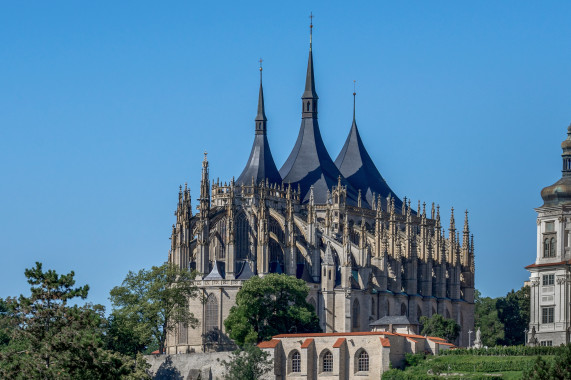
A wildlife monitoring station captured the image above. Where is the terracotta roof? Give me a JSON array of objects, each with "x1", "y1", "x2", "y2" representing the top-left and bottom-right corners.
[
  {"x1": 397, "y1": 333, "x2": 426, "y2": 340},
  {"x1": 406, "y1": 337, "x2": 418, "y2": 343},
  {"x1": 439, "y1": 342, "x2": 455, "y2": 346},
  {"x1": 525, "y1": 260, "x2": 571, "y2": 269},
  {"x1": 332, "y1": 338, "x2": 346, "y2": 348},
  {"x1": 273, "y1": 331, "x2": 394, "y2": 338},
  {"x1": 427, "y1": 336, "x2": 446, "y2": 341},
  {"x1": 380, "y1": 337, "x2": 391, "y2": 347},
  {"x1": 258, "y1": 339, "x2": 280, "y2": 348},
  {"x1": 301, "y1": 338, "x2": 314, "y2": 349}
]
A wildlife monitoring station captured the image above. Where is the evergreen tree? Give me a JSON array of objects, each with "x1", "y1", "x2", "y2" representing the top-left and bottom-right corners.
[
  {"x1": 0, "y1": 262, "x2": 150, "y2": 380},
  {"x1": 523, "y1": 356, "x2": 552, "y2": 380}
]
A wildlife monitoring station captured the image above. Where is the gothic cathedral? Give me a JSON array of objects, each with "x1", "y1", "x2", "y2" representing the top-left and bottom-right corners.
[{"x1": 165, "y1": 27, "x2": 475, "y2": 353}]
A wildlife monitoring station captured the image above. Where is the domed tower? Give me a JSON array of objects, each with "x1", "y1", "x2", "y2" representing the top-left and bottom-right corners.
[{"x1": 526, "y1": 123, "x2": 571, "y2": 347}]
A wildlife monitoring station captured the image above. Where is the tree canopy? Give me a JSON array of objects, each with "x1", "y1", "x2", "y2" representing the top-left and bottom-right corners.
[
  {"x1": 419, "y1": 314, "x2": 461, "y2": 342},
  {"x1": 224, "y1": 273, "x2": 321, "y2": 345},
  {"x1": 0, "y1": 262, "x2": 150, "y2": 380},
  {"x1": 222, "y1": 344, "x2": 273, "y2": 380},
  {"x1": 109, "y1": 262, "x2": 198, "y2": 354},
  {"x1": 474, "y1": 286, "x2": 530, "y2": 347}
]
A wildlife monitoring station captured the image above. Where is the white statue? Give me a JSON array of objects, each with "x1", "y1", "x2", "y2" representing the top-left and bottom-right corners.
[{"x1": 473, "y1": 327, "x2": 482, "y2": 349}]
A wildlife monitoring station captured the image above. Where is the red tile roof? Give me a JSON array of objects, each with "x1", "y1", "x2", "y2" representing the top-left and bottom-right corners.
[
  {"x1": 258, "y1": 339, "x2": 280, "y2": 348},
  {"x1": 301, "y1": 338, "x2": 314, "y2": 349},
  {"x1": 380, "y1": 337, "x2": 391, "y2": 347},
  {"x1": 332, "y1": 338, "x2": 346, "y2": 348},
  {"x1": 273, "y1": 331, "x2": 394, "y2": 338},
  {"x1": 407, "y1": 337, "x2": 418, "y2": 343},
  {"x1": 525, "y1": 260, "x2": 571, "y2": 269}
]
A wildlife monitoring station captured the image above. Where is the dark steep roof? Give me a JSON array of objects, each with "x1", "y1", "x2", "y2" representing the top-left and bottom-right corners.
[
  {"x1": 279, "y1": 48, "x2": 361, "y2": 205},
  {"x1": 237, "y1": 133, "x2": 282, "y2": 186},
  {"x1": 236, "y1": 70, "x2": 282, "y2": 186},
  {"x1": 334, "y1": 101, "x2": 402, "y2": 212}
]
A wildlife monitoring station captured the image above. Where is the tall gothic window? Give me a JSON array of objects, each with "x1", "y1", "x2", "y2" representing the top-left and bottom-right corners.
[
  {"x1": 352, "y1": 299, "x2": 360, "y2": 330},
  {"x1": 550, "y1": 237, "x2": 556, "y2": 257},
  {"x1": 291, "y1": 350, "x2": 301, "y2": 373},
  {"x1": 322, "y1": 350, "x2": 333, "y2": 372},
  {"x1": 236, "y1": 213, "x2": 250, "y2": 260},
  {"x1": 204, "y1": 294, "x2": 218, "y2": 333},
  {"x1": 309, "y1": 298, "x2": 317, "y2": 312},
  {"x1": 216, "y1": 219, "x2": 226, "y2": 260},
  {"x1": 401, "y1": 303, "x2": 407, "y2": 316},
  {"x1": 177, "y1": 322, "x2": 188, "y2": 345},
  {"x1": 357, "y1": 350, "x2": 369, "y2": 372}
]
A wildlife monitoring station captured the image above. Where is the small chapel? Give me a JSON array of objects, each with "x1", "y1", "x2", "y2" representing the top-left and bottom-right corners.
[{"x1": 165, "y1": 21, "x2": 475, "y2": 354}]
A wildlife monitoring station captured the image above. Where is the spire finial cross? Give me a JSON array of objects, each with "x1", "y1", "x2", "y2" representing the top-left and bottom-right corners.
[{"x1": 309, "y1": 12, "x2": 314, "y2": 50}]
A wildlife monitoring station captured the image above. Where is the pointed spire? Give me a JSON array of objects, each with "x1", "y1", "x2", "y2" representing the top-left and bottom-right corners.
[
  {"x1": 302, "y1": 12, "x2": 318, "y2": 117},
  {"x1": 450, "y1": 207, "x2": 456, "y2": 232},
  {"x1": 352, "y1": 81, "x2": 357, "y2": 125},
  {"x1": 255, "y1": 58, "x2": 267, "y2": 134},
  {"x1": 236, "y1": 63, "x2": 282, "y2": 186},
  {"x1": 463, "y1": 210, "x2": 470, "y2": 233}
]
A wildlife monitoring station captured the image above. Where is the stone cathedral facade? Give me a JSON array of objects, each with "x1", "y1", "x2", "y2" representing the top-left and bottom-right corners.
[{"x1": 165, "y1": 30, "x2": 475, "y2": 354}]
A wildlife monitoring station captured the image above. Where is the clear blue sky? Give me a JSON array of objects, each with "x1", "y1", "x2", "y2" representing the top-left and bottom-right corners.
[{"x1": 1, "y1": 1, "x2": 570, "y2": 310}]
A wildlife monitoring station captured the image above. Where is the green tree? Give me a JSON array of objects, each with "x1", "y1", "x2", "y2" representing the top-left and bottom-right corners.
[
  {"x1": 523, "y1": 356, "x2": 552, "y2": 380},
  {"x1": 0, "y1": 262, "x2": 150, "y2": 380},
  {"x1": 474, "y1": 289, "x2": 504, "y2": 346},
  {"x1": 0, "y1": 298, "x2": 15, "y2": 348},
  {"x1": 109, "y1": 263, "x2": 198, "y2": 354},
  {"x1": 497, "y1": 286, "x2": 530, "y2": 345},
  {"x1": 224, "y1": 274, "x2": 321, "y2": 345},
  {"x1": 221, "y1": 344, "x2": 273, "y2": 380},
  {"x1": 419, "y1": 314, "x2": 460, "y2": 342},
  {"x1": 550, "y1": 343, "x2": 571, "y2": 379}
]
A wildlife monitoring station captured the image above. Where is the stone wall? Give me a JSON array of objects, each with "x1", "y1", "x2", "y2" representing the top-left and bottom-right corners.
[{"x1": 145, "y1": 352, "x2": 231, "y2": 380}]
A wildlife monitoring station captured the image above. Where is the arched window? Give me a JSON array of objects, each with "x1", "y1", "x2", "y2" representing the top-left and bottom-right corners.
[
  {"x1": 352, "y1": 299, "x2": 360, "y2": 330},
  {"x1": 544, "y1": 238, "x2": 550, "y2": 257},
  {"x1": 550, "y1": 237, "x2": 556, "y2": 257},
  {"x1": 371, "y1": 298, "x2": 376, "y2": 318},
  {"x1": 417, "y1": 305, "x2": 422, "y2": 320},
  {"x1": 204, "y1": 294, "x2": 218, "y2": 333},
  {"x1": 309, "y1": 298, "x2": 316, "y2": 312},
  {"x1": 178, "y1": 322, "x2": 188, "y2": 345},
  {"x1": 401, "y1": 303, "x2": 407, "y2": 316},
  {"x1": 306, "y1": 101, "x2": 310, "y2": 112},
  {"x1": 236, "y1": 213, "x2": 250, "y2": 260},
  {"x1": 291, "y1": 350, "x2": 301, "y2": 373},
  {"x1": 357, "y1": 350, "x2": 369, "y2": 372},
  {"x1": 322, "y1": 350, "x2": 333, "y2": 372},
  {"x1": 446, "y1": 308, "x2": 451, "y2": 319}
]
